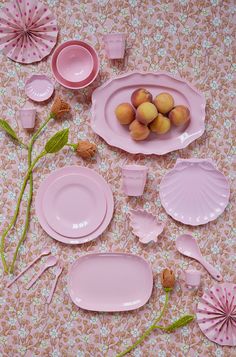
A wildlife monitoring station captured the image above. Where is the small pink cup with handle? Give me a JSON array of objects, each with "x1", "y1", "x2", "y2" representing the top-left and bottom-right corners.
[
  {"x1": 122, "y1": 164, "x2": 148, "y2": 196},
  {"x1": 103, "y1": 33, "x2": 126, "y2": 59},
  {"x1": 19, "y1": 105, "x2": 36, "y2": 129},
  {"x1": 184, "y1": 269, "x2": 201, "y2": 289}
]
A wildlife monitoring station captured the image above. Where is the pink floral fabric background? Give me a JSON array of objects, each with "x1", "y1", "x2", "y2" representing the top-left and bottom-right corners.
[{"x1": 0, "y1": 0, "x2": 235, "y2": 356}]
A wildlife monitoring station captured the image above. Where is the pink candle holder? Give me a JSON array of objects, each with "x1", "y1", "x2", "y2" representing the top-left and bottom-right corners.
[
  {"x1": 19, "y1": 107, "x2": 36, "y2": 129},
  {"x1": 103, "y1": 33, "x2": 126, "y2": 59},
  {"x1": 184, "y1": 269, "x2": 201, "y2": 289},
  {"x1": 122, "y1": 164, "x2": 148, "y2": 196}
]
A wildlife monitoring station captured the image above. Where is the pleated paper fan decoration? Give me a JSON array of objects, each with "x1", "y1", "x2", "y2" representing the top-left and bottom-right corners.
[
  {"x1": 0, "y1": 0, "x2": 58, "y2": 64},
  {"x1": 196, "y1": 283, "x2": 236, "y2": 346}
]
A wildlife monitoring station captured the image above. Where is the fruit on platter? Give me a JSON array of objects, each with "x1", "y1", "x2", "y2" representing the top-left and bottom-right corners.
[
  {"x1": 169, "y1": 105, "x2": 190, "y2": 126},
  {"x1": 150, "y1": 114, "x2": 171, "y2": 134},
  {"x1": 136, "y1": 102, "x2": 158, "y2": 125},
  {"x1": 129, "y1": 120, "x2": 150, "y2": 140},
  {"x1": 153, "y1": 92, "x2": 174, "y2": 114},
  {"x1": 115, "y1": 103, "x2": 136, "y2": 124},
  {"x1": 131, "y1": 88, "x2": 153, "y2": 108}
]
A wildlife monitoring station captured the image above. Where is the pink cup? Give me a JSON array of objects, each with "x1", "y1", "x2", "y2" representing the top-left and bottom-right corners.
[
  {"x1": 122, "y1": 165, "x2": 148, "y2": 196},
  {"x1": 19, "y1": 108, "x2": 36, "y2": 129},
  {"x1": 103, "y1": 33, "x2": 126, "y2": 59},
  {"x1": 184, "y1": 269, "x2": 201, "y2": 289}
]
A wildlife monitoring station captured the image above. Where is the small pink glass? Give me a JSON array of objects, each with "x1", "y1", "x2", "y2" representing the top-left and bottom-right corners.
[
  {"x1": 19, "y1": 105, "x2": 36, "y2": 129},
  {"x1": 122, "y1": 164, "x2": 148, "y2": 196},
  {"x1": 184, "y1": 269, "x2": 201, "y2": 289},
  {"x1": 103, "y1": 33, "x2": 126, "y2": 59}
]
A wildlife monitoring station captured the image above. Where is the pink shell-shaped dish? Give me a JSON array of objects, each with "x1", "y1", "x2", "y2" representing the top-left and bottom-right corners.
[
  {"x1": 0, "y1": 0, "x2": 58, "y2": 64},
  {"x1": 129, "y1": 209, "x2": 165, "y2": 243},
  {"x1": 91, "y1": 71, "x2": 205, "y2": 155},
  {"x1": 160, "y1": 158, "x2": 230, "y2": 226},
  {"x1": 196, "y1": 283, "x2": 236, "y2": 346}
]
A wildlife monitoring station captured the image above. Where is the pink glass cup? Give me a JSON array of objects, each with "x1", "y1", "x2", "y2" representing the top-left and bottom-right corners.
[
  {"x1": 103, "y1": 33, "x2": 126, "y2": 59},
  {"x1": 19, "y1": 108, "x2": 36, "y2": 129},
  {"x1": 122, "y1": 164, "x2": 148, "y2": 196},
  {"x1": 184, "y1": 269, "x2": 201, "y2": 289}
]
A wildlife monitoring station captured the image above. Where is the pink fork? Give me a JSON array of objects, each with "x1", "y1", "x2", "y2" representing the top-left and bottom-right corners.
[{"x1": 47, "y1": 261, "x2": 64, "y2": 304}]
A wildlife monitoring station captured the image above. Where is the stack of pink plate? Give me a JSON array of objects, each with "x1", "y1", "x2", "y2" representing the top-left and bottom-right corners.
[{"x1": 35, "y1": 166, "x2": 114, "y2": 244}]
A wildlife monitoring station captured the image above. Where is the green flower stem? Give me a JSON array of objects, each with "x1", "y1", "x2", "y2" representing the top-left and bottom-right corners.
[
  {"x1": 9, "y1": 115, "x2": 53, "y2": 273},
  {"x1": 66, "y1": 143, "x2": 77, "y2": 151},
  {"x1": 117, "y1": 291, "x2": 170, "y2": 357}
]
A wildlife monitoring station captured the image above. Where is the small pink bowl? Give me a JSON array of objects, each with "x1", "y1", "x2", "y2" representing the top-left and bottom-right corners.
[
  {"x1": 51, "y1": 40, "x2": 99, "y2": 90},
  {"x1": 56, "y1": 45, "x2": 93, "y2": 83}
]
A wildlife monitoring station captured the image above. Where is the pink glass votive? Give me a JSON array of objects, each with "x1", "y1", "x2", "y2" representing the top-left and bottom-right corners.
[
  {"x1": 19, "y1": 105, "x2": 36, "y2": 129},
  {"x1": 185, "y1": 269, "x2": 201, "y2": 289},
  {"x1": 122, "y1": 164, "x2": 148, "y2": 196},
  {"x1": 103, "y1": 33, "x2": 126, "y2": 59}
]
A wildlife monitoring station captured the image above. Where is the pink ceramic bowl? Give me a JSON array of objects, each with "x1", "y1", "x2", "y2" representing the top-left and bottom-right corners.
[
  {"x1": 56, "y1": 45, "x2": 93, "y2": 83},
  {"x1": 51, "y1": 40, "x2": 99, "y2": 89}
]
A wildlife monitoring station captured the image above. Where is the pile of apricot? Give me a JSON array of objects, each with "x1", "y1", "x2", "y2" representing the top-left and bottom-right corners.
[{"x1": 115, "y1": 88, "x2": 190, "y2": 141}]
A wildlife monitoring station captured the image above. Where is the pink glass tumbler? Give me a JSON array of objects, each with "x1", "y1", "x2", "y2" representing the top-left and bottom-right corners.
[
  {"x1": 19, "y1": 106, "x2": 36, "y2": 129},
  {"x1": 103, "y1": 33, "x2": 126, "y2": 59},
  {"x1": 185, "y1": 269, "x2": 201, "y2": 289},
  {"x1": 122, "y1": 164, "x2": 148, "y2": 196}
]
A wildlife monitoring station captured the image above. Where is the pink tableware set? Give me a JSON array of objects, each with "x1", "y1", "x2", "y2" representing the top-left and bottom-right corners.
[{"x1": 1, "y1": 0, "x2": 234, "y2": 348}]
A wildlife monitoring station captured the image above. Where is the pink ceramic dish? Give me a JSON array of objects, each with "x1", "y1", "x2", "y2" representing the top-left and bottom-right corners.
[
  {"x1": 68, "y1": 253, "x2": 153, "y2": 312},
  {"x1": 56, "y1": 45, "x2": 93, "y2": 82},
  {"x1": 42, "y1": 174, "x2": 107, "y2": 238},
  {"x1": 51, "y1": 40, "x2": 99, "y2": 89},
  {"x1": 25, "y1": 75, "x2": 54, "y2": 102},
  {"x1": 91, "y1": 72, "x2": 205, "y2": 155},
  {"x1": 35, "y1": 166, "x2": 114, "y2": 244},
  {"x1": 160, "y1": 158, "x2": 230, "y2": 226}
]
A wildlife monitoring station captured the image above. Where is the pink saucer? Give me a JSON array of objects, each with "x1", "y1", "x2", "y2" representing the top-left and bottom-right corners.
[
  {"x1": 51, "y1": 40, "x2": 99, "y2": 89},
  {"x1": 35, "y1": 166, "x2": 114, "y2": 244},
  {"x1": 56, "y1": 45, "x2": 93, "y2": 82},
  {"x1": 42, "y1": 173, "x2": 106, "y2": 238},
  {"x1": 25, "y1": 75, "x2": 54, "y2": 102}
]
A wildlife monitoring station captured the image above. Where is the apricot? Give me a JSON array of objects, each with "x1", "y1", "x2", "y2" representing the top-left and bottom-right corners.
[
  {"x1": 115, "y1": 103, "x2": 135, "y2": 125},
  {"x1": 153, "y1": 93, "x2": 174, "y2": 114},
  {"x1": 131, "y1": 88, "x2": 153, "y2": 108},
  {"x1": 150, "y1": 114, "x2": 171, "y2": 134},
  {"x1": 136, "y1": 102, "x2": 158, "y2": 125},
  {"x1": 129, "y1": 119, "x2": 150, "y2": 141},
  {"x1": 169, "y1": 105, "x2": 190, "y2": 126}
]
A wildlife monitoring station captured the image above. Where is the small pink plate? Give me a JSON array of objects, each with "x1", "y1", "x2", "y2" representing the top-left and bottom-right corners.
[
  {"x1": 35, "y1": 166, "x2": 114, "y2": 244},
  {"x1": 68, "y1": 253, "x2": 153, "y2": 312},
  {"x1": 43, "y1": 174, "x2": 107, "y2": 238},
  {"x1": 91, "y1": 71, "x2": 205, "y2": 155},
  {"x1": 25, "y1": 75, "x2": 54, "y2": 102}
]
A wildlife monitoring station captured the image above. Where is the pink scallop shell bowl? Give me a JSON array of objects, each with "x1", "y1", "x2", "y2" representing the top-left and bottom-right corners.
[{"x1": 51, "y1": 40, "x2": 99, "y2": 89}]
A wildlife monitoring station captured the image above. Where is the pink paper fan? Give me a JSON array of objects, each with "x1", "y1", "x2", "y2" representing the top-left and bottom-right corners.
[
  {"x1": 196, "y1": 283, "x2": 236, "y2": 346},
  {"x1": 0, "y1": 0, "x2": 58, "y2": 64}
]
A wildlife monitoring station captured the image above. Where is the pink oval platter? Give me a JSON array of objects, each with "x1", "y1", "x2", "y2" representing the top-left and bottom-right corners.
[
  {"x1": 160, "y1": 158, "x2": 230, "y2": 226},
  {"x1": 35, "y1": 166, "x2": 114, "y2": 244},
  {"x1": 25, "y1": 75, "x2": 54, "y2": 102},
  {"x1": 42, "y1": 174, "x2": 107, "y2": 238},
  {"x1": 91, "y1": 72, "x2": 206, "y2": 155},
  {"x1": 196, "y1": 283, "x2": 236, "y2": 346},
  {"x1": 68, "y1": 253, "x2": 153, "y2": 312}
]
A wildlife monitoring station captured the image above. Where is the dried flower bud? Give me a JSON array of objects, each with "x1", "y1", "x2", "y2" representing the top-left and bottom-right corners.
[
  {"x1": 76, "y1": 140, "x2": 97, "y2": 159},
  {"x1": 51, "y1": 96, "x2": 70, "y2": 119},
  {"x1": 161, "y1": 268, "x2": 175, "y2": 290}
]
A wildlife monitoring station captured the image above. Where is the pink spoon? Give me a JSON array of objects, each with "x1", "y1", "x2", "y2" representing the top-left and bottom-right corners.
[
  {"x1": 47, "y1": 260, "x2": 64, "y2": 304},
  {"x1": 26, "y1": 256, "x2": 58, "y2": 290},
  {"x1": 7, "y1": 247, "x2": 51, "y2": 288},
  {"x1": 176, "y1": 234, "x2": 222, "y2": 282}
]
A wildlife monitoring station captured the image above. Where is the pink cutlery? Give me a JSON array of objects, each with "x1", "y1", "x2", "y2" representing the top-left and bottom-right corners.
[
  {"x1": 47, "y1": 261, "x2": 64, "y2": 304},
  {"x1": 26, "y1": 256, "x2": 58, "y2": 290},
  {"x1": 176, "y1": 234, "x2": 222, "y2": 281},
  {"x1": 7, "y1": 248, "x2": 51, "y2": 288}
]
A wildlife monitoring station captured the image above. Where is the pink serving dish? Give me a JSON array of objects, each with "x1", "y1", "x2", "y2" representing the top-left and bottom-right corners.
[
  {"x1": 68, "y1": 253, "x2": 153, "y2": 312},
  {"x1": 51, "y1": 40, "x2": 99, "y2": 89},
  {"x1": 91, "y1": 72, "x2": 206, "y2": 155}
]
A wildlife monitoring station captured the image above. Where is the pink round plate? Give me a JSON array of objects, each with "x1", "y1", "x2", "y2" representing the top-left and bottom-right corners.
[
  {"x1": 35, "y1": 166, "x2": 114, "y2": 244},
  {"x1": 51, "y1": 40, "x2": 99, "y2": 89},
  {"x1": 56, "y1": 45, "x2": 93, "y2": 82},
  {"x1": 68, "y1": 253, "x2": 153, "y2": 312},
  {"x1": 91, "y1": 71, "x2": 205, "y2": 155},
  {"x1": 160, "y1": 158, "x2": 230, "y2": 226},
  {"x1": 25, "y1": 75, "x2": 54, "y2": 102},
  {"x1": 42, "y1": 174, "x2": 107, "y2": 238}
]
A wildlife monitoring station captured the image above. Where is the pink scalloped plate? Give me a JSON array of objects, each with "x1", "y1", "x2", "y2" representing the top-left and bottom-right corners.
[
  {"x1": 91, "y1": 72, "x2": 205, "y2": 155},
  {"x1": 196, "y1": 283, "x2": 236, "y2": 346},
  {"x1": 160, "y1": 159, "x2": 230, "y2": 226}
]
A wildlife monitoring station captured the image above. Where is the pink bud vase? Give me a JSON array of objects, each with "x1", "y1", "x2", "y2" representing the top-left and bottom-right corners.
[
  {"x1": 122, "y1": 164, "x2": 148, "y2": 196},
  {"x1": 184, "y1": 269, "x2": 201, "y2": 289},
  {"x1": 19, "y1": 107, "x2": 36, "y2": 129},
  {"x1": 103, "y1": 33, "x2": 126, "y2": 59}
]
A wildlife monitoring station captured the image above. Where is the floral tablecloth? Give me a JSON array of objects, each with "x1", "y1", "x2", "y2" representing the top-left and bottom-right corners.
[{"x1": 0, "y1": 0, "x2": 235, "y2": 356}]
